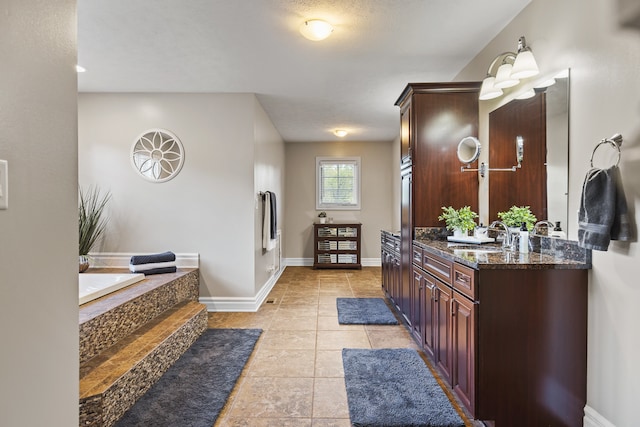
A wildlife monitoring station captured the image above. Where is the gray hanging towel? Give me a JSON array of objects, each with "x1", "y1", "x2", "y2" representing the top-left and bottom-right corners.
[
  {"x1": 578, "y1": 166, "x2": 630, "y2": 251},
  {"x1": 267, "y1": 191, "x2": 277, "y2": 239},
  {"x1": 609, "y1": 166, "x2": 632, "y2": 242}
]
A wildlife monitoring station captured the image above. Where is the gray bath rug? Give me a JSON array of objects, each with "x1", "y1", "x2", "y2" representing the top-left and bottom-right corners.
[
  {"x1": 337, "y1": 297, "x2": 398, "y2": 324},
  {"x1": 115, "y1": 328, "x2": 262, "y2": 427},
  {"x1": 342, "y1": 348, "x2": 464, "y2": 427}
]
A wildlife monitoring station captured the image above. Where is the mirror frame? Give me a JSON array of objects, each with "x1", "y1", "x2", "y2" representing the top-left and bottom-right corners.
[{"x1": 457, "y1": 136, "x2": 482, "y2": 164}]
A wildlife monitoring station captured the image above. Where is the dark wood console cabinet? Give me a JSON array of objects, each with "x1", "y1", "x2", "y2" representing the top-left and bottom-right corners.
[{"x1": 313, "y1": 223, "x2": 361, "y2": 269}]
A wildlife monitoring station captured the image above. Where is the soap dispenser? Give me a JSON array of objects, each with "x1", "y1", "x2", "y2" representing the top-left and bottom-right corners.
[
  {"x1": 519, "y1": 222, "x2": 529, "y2": 253},
  {"x1": 550, "y1": 221, "x2": 566, "y2": 239}
]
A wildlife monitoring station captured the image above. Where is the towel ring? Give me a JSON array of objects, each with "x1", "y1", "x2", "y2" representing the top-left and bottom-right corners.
[{"x1": 590, "y1": 134, "x2": 623, "y2": 168}]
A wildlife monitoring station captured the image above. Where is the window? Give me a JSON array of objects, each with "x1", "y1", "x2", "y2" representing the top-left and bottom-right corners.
[{"x1": 316, "y1": 157, "x2": 361, "y2": 210}]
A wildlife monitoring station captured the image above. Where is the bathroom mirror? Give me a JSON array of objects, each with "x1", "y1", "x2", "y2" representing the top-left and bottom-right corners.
[
  {"x1": 486, "y1": 69, "x2": 570, "y2": 233},
  {"x1": 457, "y1": 136, "x2": 481, "y2": 164}
]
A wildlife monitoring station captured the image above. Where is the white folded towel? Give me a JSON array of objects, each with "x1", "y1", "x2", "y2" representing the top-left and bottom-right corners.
[{"x1": 129, "y1": 260, "x2": 177, "y2": 273}]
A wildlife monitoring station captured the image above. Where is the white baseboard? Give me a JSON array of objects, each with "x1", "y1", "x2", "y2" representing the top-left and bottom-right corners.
[
  {"x1": 88, "y1": 252, "x2": 199, "y2": 268},
  {"x1": 200, "y1": 266, "x2": 284, "y2": 312},
  {"x1": 584, "y1": 405, "x2": 616, "y2": 427},
  {"x1": 284, "y1": 258, "x2": 381, "y2": 267}
]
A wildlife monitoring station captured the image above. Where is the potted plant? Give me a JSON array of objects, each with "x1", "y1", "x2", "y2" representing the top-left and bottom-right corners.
[
  {"x1": 79, "y1": 186, "x2": 111, "y2": 272},
  {"x1": 438, "y1": 206, "x2": 478, "y2": 236},
  {"x1": 497, "y1": 205, "x2": 537, "y2": 231},
  {"x1": 317, "y1": 211, "x2": 327, "y2": 224}
]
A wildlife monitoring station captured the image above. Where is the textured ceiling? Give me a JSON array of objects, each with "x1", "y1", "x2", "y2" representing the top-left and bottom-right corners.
[{"x1": 78, "y1": 0, "x2": 531, "y2": 143}]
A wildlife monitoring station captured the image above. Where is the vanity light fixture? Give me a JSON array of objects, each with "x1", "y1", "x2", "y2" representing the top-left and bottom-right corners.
[
  {"x1": 515, "y1": 88, "x2": 536, "y2": 99},
  {"x1": 333, "y1": 129, "x2": 348, "y2": 137},
  {"x1": 479, "y1": 36, "x2": 540, "y2": 101},
  {"x1": 299, "y1": 19, "x2": 333, "y2": 41}
]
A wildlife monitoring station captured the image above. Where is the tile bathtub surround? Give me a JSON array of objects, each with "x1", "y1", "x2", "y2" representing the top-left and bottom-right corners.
[
  {"x1": 209, "y1": 267, "x2": 480, "y2": 427},
  {"x1": 79, "y1": 268, "x2": 206, "y2": 427},
  {"x1": 79, "y1": 268, "x2": 199, "y2": 364}
]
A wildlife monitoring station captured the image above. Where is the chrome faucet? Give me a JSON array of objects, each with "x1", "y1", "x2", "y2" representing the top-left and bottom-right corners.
[
  {"x1": 533, "y1": 220, "x2": 555, "y2": 236},
  {"x1": 489, "y1": 220, "x2": 513, "y2": 249}
]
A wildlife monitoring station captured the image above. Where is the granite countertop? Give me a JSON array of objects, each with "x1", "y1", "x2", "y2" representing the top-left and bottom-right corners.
[{"x1": 413, "y1": 238, "x2": 592, "y2": 270}]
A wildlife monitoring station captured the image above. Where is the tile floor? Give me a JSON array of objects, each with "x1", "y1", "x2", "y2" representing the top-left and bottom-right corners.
[{"x1": 208, "y1": 266, "x2": 476, "y2": 427}]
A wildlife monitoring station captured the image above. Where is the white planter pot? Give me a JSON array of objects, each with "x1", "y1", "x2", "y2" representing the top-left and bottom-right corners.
[{"x1": 453, "y1": 228, "x2": 467, "y2": 238}]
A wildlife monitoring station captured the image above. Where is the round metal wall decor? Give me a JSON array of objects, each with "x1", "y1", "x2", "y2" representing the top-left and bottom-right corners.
[{"x1": 131, "y1": 129, "x2": 184, "y2": 182}]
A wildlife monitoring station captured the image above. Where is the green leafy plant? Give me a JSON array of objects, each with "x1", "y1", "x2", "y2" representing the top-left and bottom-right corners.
[
  {"x1": 438, "y1": 206, "x2": 478, "y2": 233},
  {"x1": 79, "y1": 186, "x2": 111, "y2": 256},
  {"x1": 497, "y1": 205, "x2": 537, "y2": 231},
  {"x1": 318, "y1": 211, "x2": 327, "y2": 218}
]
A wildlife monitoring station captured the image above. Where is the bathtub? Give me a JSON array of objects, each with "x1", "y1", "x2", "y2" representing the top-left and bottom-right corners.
[{"x1": 79, "y1": 273, "x2": 146, "y2": 305}]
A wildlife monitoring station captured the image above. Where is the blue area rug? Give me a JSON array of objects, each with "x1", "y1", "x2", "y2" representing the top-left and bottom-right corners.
[
  {"x1": 342, "y1": 348, "x2": 464, "y2": 427},
  {"x1": 337, "y1": 298, "x2": 398, "y2": 325},
  {"x1": 115, "y1": 328, "x2": 262, "y2": 427}
]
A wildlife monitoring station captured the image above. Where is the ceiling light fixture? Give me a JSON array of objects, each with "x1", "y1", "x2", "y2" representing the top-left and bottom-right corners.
[
  {"x1": 76, "y1": 65, "x2": 86, "y2": 73},
  {"x1": 479, "y1": 36, "x2": 540, "y2": 101},
  {"x1": 299, "y1": 19, "x2": 333, "y2": 41},
  {"x1": 334, "y1": 129, "x2": 348, "y2": 137}
]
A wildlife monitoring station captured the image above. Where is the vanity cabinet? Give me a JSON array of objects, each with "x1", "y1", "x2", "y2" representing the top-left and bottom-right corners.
[
  {"x1": 410, "y1": 243, "x2": 588, "y2": 427},
  {"x1": 412, "y1": 245, "x2": 475, "y2": 408},
  {"x1": 313, "y1": 223, "x2": 361, "y2": 269},
  {"x1": 381, "y1": 232, "x2": 401, "y2": 308}
]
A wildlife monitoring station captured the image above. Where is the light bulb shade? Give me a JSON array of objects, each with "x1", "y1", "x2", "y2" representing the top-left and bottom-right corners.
[
  {"x1": 515, "y1": 88, "x2": 536, "y2": 99},
  {"x1": 299, "y1": 19, "x2": 333, "y2": 41},
  {"x1": 511, "y1": 50, "x2": 539, "y2": 79},
  {"x1": 333, "y1": 129, "x2": 348, "y2": 137},
  {"x1": 533, "y1": 77, "x2": 556, "y2": 88},
  {"x1": 479, "y1": 76, "x2": 503, "y2": 100},
  {"x1": 494, "y1": 63, "x2": 519, "y2": 89}
]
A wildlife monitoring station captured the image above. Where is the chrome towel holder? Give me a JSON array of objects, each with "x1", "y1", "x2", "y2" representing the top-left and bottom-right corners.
[{"x1": 590, "y1": 133, "x2": 623, "y2": 168}]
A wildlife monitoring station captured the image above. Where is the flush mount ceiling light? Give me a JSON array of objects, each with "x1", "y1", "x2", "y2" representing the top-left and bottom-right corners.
[
  {"x1": 479, "y1": 36, "x2": 540, "y2": 101},
  {"x1": 334, "y1": 129, "x2": 348, "y2": 137},
  {"x1": 299, "y1": 19, "x2": 333, "y2": 41},
  {"x1": 76, "y1": 65, "x2": 86, "y2": 73}
]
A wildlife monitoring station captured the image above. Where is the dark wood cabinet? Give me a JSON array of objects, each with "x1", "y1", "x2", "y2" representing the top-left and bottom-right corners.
[
  {"x1": 451, "y1": 289, "x2": 475, "y2": 413},
  {"x1": 381, "y1": 232, "x2": 400, "y2": 308},
  {"x1": 409, "y1": 244, "x2": 587, "y2": 426},
  {"x1": 396, "y1": 82, "x2": 480, "y2": 338},
  {"x1": 395, "y1": 82, "x2": 481, "y2": 228},
  {"x1": 313, "y1": 223, "x2": 361, "y2": 269},
  {"x1": 400, "y1": 167, "x2": 412, "y2": 320}
]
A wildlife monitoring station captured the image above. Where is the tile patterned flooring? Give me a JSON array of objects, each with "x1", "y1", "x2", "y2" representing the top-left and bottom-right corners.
[{"x1": 208, "y1": 266, "x2": 476, "y2": 427}]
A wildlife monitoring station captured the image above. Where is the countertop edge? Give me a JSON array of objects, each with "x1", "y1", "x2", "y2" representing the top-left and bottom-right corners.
[{"x1": 413, "y1": 238, "x2": 592, "y2": 270}]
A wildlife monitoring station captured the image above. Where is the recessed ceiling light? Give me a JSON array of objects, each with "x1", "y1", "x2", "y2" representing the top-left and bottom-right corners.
[
  {"x1": 76, "y1": 65, "x2": 86, "y2": 73},
  {"x1": 334, "y1": 129, "x2": 348, "y2": 137},
  {"x1": 299, "y1": 19, "x2": 333, "y2": 41}
]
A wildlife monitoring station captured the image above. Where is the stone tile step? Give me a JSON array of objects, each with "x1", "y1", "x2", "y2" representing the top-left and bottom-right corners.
[
  {"x1": 79, "y1": 300, "x2": 207, "y2": 427},
  {"x1": 79, "y1": 268, "x2": 199, "y2": 364}
]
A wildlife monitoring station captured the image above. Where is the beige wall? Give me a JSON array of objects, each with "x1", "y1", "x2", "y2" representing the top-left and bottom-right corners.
[
  {"x1": 253, "y1": 98, "x2": 286, "y2": 292},
  {"x1": 456, "y1": 0, "x2": 640, "y2": 425},
  {"x1": 0, "y1": 1, "x2": 79, "y2": 425},
  {"x1": 284, "y1": 140, "x2": 396, "y2": 264},
  {"x1": 79, "y1": 93, "x2": 285, "y2": 304}
]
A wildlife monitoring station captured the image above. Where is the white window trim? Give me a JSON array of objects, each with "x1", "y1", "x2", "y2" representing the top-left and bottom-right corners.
[{"x1": 316, "y1": 156, "x2": 361, "y2": 210}]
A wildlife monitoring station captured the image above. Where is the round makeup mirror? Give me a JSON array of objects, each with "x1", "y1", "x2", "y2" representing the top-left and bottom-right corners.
[{"x1": 457, "y1": 136, "x2": 481, "y2": 164}]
